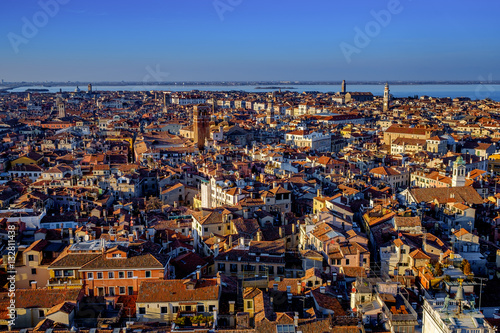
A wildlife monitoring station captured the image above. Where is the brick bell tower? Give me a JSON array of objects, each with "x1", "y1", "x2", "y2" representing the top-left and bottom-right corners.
[{"x1": 193, "y1": 104, "x2": 211, "y2": 151}]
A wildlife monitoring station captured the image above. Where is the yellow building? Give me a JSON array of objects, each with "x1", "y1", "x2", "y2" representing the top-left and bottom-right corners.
[
  {"x1": 10, "y1": 151, "x2": 43, "y2": 168},
  {"x1": 16, "y1": 240, "x2": 65, "y2": 289},
  {"x1": 193, "y1": 195, "x2": 203, "y2": 210},
  {"x1": 488, "y1": 153, "x2": 500, "y2": 173},
  {"x1": 341, "y1": 124, "x2": 353, "y2": 137},
  {"x1": 243, "y1": 287, "x2": 259, "y2": 320},
  {"x1": 313, "y1": 195, "x2": 327, "y2": 214},
  {"x1": 105, "y1": 136, "x2": 134, "y2": 150}
]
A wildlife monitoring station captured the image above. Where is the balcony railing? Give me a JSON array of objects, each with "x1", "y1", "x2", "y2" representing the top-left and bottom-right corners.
[
  {"x1": 47, "y1": 278, "x2": 83, "y2": 286},
  {"x1": 377, "y1": 292, "x2": 418, "y2": 323}
]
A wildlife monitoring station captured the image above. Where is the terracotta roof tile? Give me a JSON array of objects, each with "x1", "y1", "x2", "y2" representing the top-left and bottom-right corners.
[{"x1": 137, "y1": 278, "x2": 219, "y2": 303}]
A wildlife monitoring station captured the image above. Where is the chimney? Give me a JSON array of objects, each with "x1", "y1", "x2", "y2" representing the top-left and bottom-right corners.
[
  {"x1": 327, "y1": 280, "x2": 332, "y2": 286},
  {"x1": 216, "y1": 271, "x2": 222, "y2": 287},
  {"x1": 292, "y1": 223, "x2": 296, "y2": 234},
  {"x1": 228, "y1": 235, "x2": 233, "y2": 248},
  {"x1": 213, "y1": 308, "x2": 218, "y2": 327},
  {"x1": 297, "y1": 281, "x2": 302, "y2": 294},
  {"x1": 294, "y1": 312, "x2": 299, "y2": 327},
  {"x1": 196, "y1": 266, "x2": 201, "y2": 280},
  {"x1": 31, "y1": 281, "x2": 37, "y2": 290},
  {"x1": 69, "y1": 228, "x2": 74, "y2": 244},
  {"x1": 128, "y1": 234, "x2": 134, "y2": 242},
  {"x1": 320, "y1": 286, "x2": 326, "y2": 294},
  {"x1": 256, "y1": 230, "x2": 262, "y2": 242},
  {"x1": 317, "y1": 188, "x2": 322, "y2": 198},
  {"x1": 279, "y1": 226, "x2": 284, "y2": 239}
]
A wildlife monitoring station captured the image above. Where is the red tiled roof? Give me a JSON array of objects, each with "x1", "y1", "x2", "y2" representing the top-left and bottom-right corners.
[
  {"x1": 369, "y1": 166, "x2": 400, "y2": 176},
  {"x1": 137, "y1": 278, "x2": 219, "y2": 303}
]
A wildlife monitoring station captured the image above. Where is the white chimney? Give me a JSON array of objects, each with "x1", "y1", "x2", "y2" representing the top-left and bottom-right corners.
[{"x1": 213, "y1": 309, "x2": 218, "y2": 328}]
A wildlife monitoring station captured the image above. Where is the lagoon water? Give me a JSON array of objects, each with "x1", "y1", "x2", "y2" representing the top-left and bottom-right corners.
[{"x1": 8, "y1": 84, "x2": 500, "y2": 101}]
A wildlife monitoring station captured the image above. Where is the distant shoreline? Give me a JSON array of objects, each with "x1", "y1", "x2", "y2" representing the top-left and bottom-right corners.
[
  {"x1": 2, "y1": 81, "x2": 500, "y2": 89},
  {"x1": 255, "y1": 86, "x2": 296, "y2": 89},
  {"x1": 25, "y1": 88, "x2": 49, "y2": 92}
]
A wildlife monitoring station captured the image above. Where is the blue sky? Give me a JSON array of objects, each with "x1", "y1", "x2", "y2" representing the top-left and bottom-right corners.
[{"x1": 0, "y1": 0, "x2": 499, "y2": 82}]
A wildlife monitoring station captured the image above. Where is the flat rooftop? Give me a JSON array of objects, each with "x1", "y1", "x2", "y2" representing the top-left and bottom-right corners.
[
  {"x1": 68, "y1": 239, "x2": 129, "y2": 252},
  {"x1": 424, "y1": 297, "x2": 488, "y2": 330}
]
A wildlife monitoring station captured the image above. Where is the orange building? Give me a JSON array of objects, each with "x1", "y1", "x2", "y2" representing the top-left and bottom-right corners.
[
  {"x1": 80, "y1": 245, "x2": 170, "y2": 297},
  {"x1": 48, "y1": 239, "x2": 170, "y2": 297}
]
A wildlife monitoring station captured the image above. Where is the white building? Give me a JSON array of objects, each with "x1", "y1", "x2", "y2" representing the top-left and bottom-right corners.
[
  {"x1": 285, "y1": 130, "x2": 331, "y2": 152},
  {"x1": 200, "y1": 177, "x2": 248, "y2": 209},
  {"x1": 422, "y1": 287, "x2": 494, "y2": 333},
  {"x1": 170, "y1": 94, "x2": 206, "y2": 105},
  {"x1": 1, "y1": 208, "x2": 46, "y2": 229},
  {"x1": 9, "y1": 164, "x2": 43, "y2": 182}
]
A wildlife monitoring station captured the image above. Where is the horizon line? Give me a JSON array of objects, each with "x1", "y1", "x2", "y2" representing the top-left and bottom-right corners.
[{"x1": 2, "y1": 80, "x2": 500, "y2": 86}]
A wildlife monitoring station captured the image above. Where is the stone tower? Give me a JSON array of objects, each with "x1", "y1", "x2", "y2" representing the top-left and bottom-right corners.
[
  {"x1": 193, "y1": 104, "x2": 210, "y2": 151},
  {"x1": 57, "y1": 97, "x2": 65, "y2": 118},
  {"x1": 383, "y1": 82, "x2": 390, "y2": 112},
  {"x1": 88, "y1": 83, "x2": 92, "y2": 93},
  {"x1": 266, "y1": 100, "x2": 274, "y2": 125},
  {"x1": 163, "y1": 92, "x2": 170, "y2": 112},
  {"x1": 452, "y1": 156, "x2": 466, "y2": 187},
  {"x1": 341, "y1": 80, "x2": 346, "y2": 93}
]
